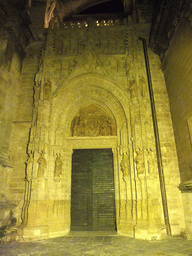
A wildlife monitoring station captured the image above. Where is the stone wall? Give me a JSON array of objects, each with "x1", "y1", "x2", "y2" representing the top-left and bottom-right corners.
[
  {"x1": 29, "y1": 1, "x2": 46, "y2": 41},
  {"x1": 0, "y1": 1, "x2": 187, "y2": 240},
  {"x1": 148, "y1": 49, "x2": 185, "y2": 236},
  {"x1": 162, "y1": 6, "x2": 192, "y2": 237},
  {"x1": 0, "y1": 0, "x2": 33, "y2": 237},
  {"x1": 0, "y1": 40, "x2": 22, "y2": 237},
  {"x1": 162, "y1": 11, "x2": 192, "y2": 182}
]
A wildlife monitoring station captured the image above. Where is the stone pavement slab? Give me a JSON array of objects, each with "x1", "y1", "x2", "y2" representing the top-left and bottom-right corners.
[{"x1": 0, "y1": 232, "x2": 192, "y2": 256}]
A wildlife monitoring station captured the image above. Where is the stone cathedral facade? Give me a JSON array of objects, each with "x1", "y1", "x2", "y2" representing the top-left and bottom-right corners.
[
  {"x1": 0, "y1": 0, "x2": 190, "y2": 241},
  {"x1": 19, "y1": 17, "x2": 184, "y2": 239}
]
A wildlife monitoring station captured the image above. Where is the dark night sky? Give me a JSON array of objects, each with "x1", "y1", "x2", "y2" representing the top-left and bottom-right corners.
[{"x1": 79, "y1": 0, "x2": 124, "y2": 14}]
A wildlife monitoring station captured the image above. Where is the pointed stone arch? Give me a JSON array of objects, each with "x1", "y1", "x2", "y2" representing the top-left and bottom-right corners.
[
  {"x1": 51, "y1": 74, "x2": 130, "y2": 143},
  {"x1": 46, "y1": 74, "x2": 133, "y2": 235}
]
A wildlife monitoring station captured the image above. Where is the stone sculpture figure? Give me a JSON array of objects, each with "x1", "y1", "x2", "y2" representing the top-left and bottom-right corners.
[
  {"x1": 37, "y1": 151, "x2": 47, "y2": 178},
  {"x1": 54, "y1": 154, "x2": 63, "y2": 177},
  {"x1": 134, "y1": 148, "x2": 144, "y2": 175},
  {"x1": 120, "y1": 152, "x2": 130, "y2": 178},
  {"x1": 98, "y1": 116, "x2": 113, "y2": 136},
  {"x1": 34, "y1": 83, "x2": 40, "y2": 102},
  {"x1": 147, "y1": 148, "x2": 156, "y2": 174},
  {"x1": 25, "y1": 151, "x2": 33, "y2": 181},
  {"x1": 34, "y1": 65, "x2": 42, "y2": 102},
  {"x1": 43, "y1": 81, "x2": 52, "y2": 100},
  {"x1": 127, "y1": 78, "x2": 137, "y2": 99}
]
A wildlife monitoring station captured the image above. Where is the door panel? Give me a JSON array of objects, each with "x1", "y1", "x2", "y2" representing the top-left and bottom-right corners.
[
  {"x1": 71, "y1": 150, "x2": 92, "y2": 230},
  {"x1": 71, "y1": 149, "x2": 116, "y2": 231},
  {"x1": 96, "y1": 194, "x2": 116, "y2": 230}
]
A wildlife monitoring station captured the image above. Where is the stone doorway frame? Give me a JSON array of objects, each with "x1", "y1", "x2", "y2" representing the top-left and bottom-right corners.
[
  {"x1": 23, "y1": 73, "x2": 185, "y2": 239},
  {"x1": 49, "y1": 75, "x2": 132, "y2": 236},
  {"x1": 66, "y1": 137, "x2": 119, "y2": 232},
  {"x1": 70, "y1": 146, "x2": 117, "y2": 231}
]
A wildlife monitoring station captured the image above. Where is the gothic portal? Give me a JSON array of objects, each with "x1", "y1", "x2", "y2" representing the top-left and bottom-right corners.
[{"x1": 18, "y1": 17, "x2": 185, "y2": 240}]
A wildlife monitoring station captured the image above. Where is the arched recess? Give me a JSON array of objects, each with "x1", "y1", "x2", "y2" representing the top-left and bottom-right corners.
[
  {"x1": 49, "y1": 74, "x2": 133, "y2": 235},
  {"x1": 51, "y1": 74, "x2": 130, "y2": 139}
]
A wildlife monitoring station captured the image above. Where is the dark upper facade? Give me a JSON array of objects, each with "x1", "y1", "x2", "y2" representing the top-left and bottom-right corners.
[{"x1": 2, "y1": 0, "x2": 189, "y2": 61}]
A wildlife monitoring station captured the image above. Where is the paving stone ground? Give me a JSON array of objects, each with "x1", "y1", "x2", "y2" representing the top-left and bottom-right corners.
[{"x1": 0, "y1": 232, "x2": 192, "y2": 256}]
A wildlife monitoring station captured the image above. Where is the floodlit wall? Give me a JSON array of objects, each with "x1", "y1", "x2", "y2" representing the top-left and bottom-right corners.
[
  {"x1": 21, "y1": 17, "x2": 184, "y2": 239},
  {"x1": 162, "y1": 9, "x2": 192, "y2": 238}
]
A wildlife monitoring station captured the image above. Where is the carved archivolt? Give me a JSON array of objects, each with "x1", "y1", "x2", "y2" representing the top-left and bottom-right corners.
[{"x1": 71, "y1": 105, "x2": 117, "y2": 137}]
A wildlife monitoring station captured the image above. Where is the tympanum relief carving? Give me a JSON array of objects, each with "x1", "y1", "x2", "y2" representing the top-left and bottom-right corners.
[{"x1": 71, "y1": 105, "x2": 117, "y2": 137}]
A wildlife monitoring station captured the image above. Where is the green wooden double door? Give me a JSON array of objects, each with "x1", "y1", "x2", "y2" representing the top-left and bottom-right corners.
[{"x1": 71, "y1": 149, "x2": 116, "y2": 231}]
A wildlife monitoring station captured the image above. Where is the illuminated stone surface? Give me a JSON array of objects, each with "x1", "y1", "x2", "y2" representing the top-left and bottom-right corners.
[
  {"x1": 0, "y1": 0, "x2": 191, "y2": 243},
  {"x1": 17, "y1": 18, "x2": 184, "y2": 240},
  {"x1": 1, "y1": 233, "x2": 192, "y2": 255}
]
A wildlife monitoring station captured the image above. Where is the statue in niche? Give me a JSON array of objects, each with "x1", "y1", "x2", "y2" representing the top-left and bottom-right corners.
[
  {"x1": 54, "y1": 154, "x2": 63, "y2": 177},
  {"x1": 134, "y1": 148, "x2": 144, "y2": 175},
  {"x1": 25, "y1": 151, "x2": 33, "y2": 181},
  {"x1": 147, "y1": 148, "x2": 156, "y2": 174},
  {"x1": 37, "y1": 151, "x2": 47, "y2": 178},
  {"x1": 139, "y1": 76, "x2": 147, "y2": 97},
  {"x1": 127, "y1": 78, "x2": 137, "y2": 99},
  {"x1": 120, "y1": 152, "x2": 130, "y2": 179},
  {"x1": 34, "y1": 64, "x2": 43, "y2": 102},
  {"x1": 34, "y1": 82, "x2": 41, "y2": 102},
  {"x1": 43, "y1": 81, "x2": 52, "y2": 100}
]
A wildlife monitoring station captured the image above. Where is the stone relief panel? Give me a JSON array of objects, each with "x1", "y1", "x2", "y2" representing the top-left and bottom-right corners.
[
  {"x1": 46, "y1": 25, "x2": 126, "y2": 57},
  {"x1": 134, "y1": 148, "x2": 144, "y2": 176},
  {"x1": 146, "y1": 147, "x2": 157, "y2": 175},
  {"x1": 71, "y1": 104, "x2": 117, "y2": 137}
]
